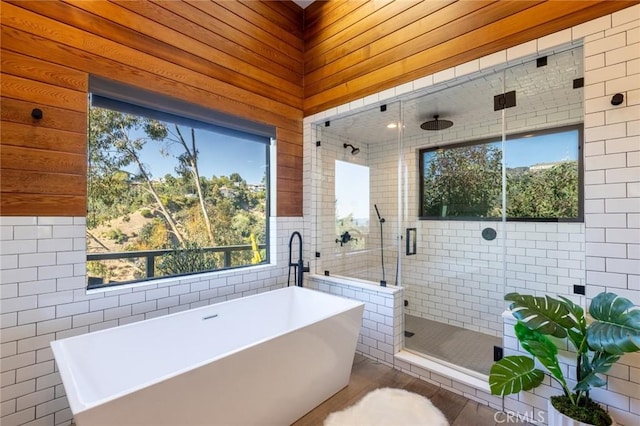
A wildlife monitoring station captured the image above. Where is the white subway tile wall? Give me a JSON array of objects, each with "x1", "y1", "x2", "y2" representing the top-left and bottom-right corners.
[
  {"x1": 306, "y1": 276, "x2": 403, "y2": 366},
  {"x1": 0, "y1": 217, "x2": 303, "y2": 426},
  {"x1": 578, "y1": 6, "x2": 640, "y2": 424},
  {"x1": 402, "y1": 221, "x2": 585, "y2": 337}
]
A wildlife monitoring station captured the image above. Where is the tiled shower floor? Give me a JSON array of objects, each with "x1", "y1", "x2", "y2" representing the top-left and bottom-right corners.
[{"x1": 404, "y1": 315, "x2": 502, "y2": 376}]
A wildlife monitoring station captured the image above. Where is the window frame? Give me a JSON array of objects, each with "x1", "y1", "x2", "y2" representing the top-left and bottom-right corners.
[
  {"x1": 418, "y1": 124, "x2": 584, "y2": 222},
  {"x1": 86, "y1": 79, "x2": 274, "y2": 289}
]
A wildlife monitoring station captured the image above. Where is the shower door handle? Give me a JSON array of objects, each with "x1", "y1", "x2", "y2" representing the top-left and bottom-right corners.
[{"x1": 406, "y1": 228, "x2": 416, "y2": 256}]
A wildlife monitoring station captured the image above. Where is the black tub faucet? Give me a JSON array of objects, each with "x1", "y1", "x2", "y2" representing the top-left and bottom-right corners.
[{"x1": 288, "y1": 231, "x2": 309, "y2": 287}]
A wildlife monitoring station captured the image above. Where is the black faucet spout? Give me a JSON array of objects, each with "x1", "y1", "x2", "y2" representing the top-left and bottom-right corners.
[{"x1": 288, "y1": 231, "x2": 306, "y2": 287}]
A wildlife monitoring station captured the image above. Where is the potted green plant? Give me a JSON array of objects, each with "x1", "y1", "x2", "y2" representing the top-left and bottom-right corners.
[{"x1": 489, "y1": 292, "x2": 640, "y2": 426}]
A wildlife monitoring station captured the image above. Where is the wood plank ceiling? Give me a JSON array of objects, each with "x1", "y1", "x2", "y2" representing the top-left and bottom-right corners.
[
  {"x1": 0, "y1": 0, "x2": 636, "y2": 217},
  {"x1": 302, "y1": 0, "x2": 636, "y2": 115}
]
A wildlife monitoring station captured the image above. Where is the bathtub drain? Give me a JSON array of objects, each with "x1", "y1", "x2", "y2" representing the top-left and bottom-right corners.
[{"x1": 202, "y1": 314, "x2": 219, "y2": 320}]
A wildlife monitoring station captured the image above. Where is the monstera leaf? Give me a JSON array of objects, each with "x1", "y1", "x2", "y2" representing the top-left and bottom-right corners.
[
  {"x1": 575, "y1": 351, "x2": 620, "y2": 392},
  {"x1": 492, "y1": 292, "x2": 640, "y2": 406},
  {"x1": 505, "y1": 293, "x2": 578, "y2": 338},
  {"x1": 515, "y1": 322, "x2": 568, "y2": 391},
  {"x1": 587, "y1": 293, "x2": 640, "y2": 354},
  {"x1": 558, "y1": 295, "x2": 587, "y2": 351},
  {"x1": 489, "y1": 355, "x2": 545, "y2": 396}
]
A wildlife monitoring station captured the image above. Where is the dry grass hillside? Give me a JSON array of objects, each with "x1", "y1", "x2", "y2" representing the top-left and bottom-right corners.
[{"x1": 87, "y1": 209, "x2": 155, "y2": 283}]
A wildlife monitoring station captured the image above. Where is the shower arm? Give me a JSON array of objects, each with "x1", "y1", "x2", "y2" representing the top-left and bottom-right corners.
[{"x1": 343, "y1": 143, "x2": 360, "y2": 155}]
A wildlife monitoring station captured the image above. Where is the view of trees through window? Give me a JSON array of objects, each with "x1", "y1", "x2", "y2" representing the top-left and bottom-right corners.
[
  {"x1": 87, "y1": 102, "x2": 269, "y2": 287},
  {"x1": 420, "y1": 126, "x2": 581, "y2": 221}
]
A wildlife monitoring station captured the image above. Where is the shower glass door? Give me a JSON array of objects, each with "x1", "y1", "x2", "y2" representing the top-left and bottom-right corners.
[
  {"x1": 502, "y1": 46, "x2": 585, "y2": 304},
  {"x1": 400, "y1": 70, "x2": 506, "y2": 376},
  {"x1": 313, "y1": 102, "x2": 402, "y2": 286},
  {"x1": 401, "y1": 44, "x2": 585, "y2": 377}
]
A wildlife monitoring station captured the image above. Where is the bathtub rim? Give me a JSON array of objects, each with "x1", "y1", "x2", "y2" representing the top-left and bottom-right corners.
[{"x1": 51, "y1": 286, "x2": 365, "y2": 416}]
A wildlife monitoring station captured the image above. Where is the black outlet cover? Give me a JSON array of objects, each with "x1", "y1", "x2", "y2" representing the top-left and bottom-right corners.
[{"x1": 494, "y1": 346, "x2": 504, "y2": 361}]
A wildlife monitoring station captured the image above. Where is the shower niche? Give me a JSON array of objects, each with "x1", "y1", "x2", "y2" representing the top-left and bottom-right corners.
[{"x1": 313, "y1": 45, "x2": 584, "y2": 377}]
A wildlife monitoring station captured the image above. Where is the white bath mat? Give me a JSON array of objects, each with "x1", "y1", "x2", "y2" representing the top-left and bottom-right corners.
[{"x1": 324, "y1": 387, "x2": 449, "y2": 426}]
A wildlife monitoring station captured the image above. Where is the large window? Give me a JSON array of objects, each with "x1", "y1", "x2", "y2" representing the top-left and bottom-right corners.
[
  {"x1": 419, "y1": 125, "x2": 583, "y2": 221},
  {"x1": 86, "y1": 79, "x2": 273, "y2": 288}
]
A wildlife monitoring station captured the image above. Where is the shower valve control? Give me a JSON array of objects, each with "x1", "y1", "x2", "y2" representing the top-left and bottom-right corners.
[{"x1": 336, "y1": 231, "x2": 357, "y2": 246}]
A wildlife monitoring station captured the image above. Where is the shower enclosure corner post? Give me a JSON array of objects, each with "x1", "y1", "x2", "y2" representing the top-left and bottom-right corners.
[
  {"x1": 305, "y1": 121, "x2": 320, "y2": 280},
  {"x1": 396, "y1": 100, "x2": 406, "y2": 289}
]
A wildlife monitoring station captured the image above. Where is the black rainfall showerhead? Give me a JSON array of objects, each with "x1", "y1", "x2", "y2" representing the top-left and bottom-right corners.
[
  {"x1": 343, "y1": 143, "x2": 360, "y2": 155},
  {"x1": 420, "y1": 115, "x2": 453, "y2": 131}
]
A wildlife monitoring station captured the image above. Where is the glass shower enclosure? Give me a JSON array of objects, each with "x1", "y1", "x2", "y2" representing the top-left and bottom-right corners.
[
  {"x1": 313, "y1": 44, "x2": 584, "y2": 377},
  {"x1": 314, "y1": 101, "x2": 404, "y2": 287}
]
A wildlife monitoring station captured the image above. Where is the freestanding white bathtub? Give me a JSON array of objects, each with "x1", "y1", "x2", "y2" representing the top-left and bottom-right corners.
[{"x1": 51, "y1": 286, "x2": 364, "y2": 426}]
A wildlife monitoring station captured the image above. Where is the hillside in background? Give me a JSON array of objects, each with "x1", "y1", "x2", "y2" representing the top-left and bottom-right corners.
[{"x1": 87, "y1": 107, "x2": 268, "y2": 285}]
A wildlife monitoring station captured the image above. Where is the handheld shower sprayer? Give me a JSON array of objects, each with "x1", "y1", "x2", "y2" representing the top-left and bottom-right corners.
[
  {"x1": 374, "y1": 204, "x2": 385, "y2": 223},
  {"x1": 374, "y1": 204, "x2": 387, "y2": 287}
]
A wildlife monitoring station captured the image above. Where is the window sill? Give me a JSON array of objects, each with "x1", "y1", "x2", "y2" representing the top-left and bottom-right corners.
[{"x1": 85, "y1": 262, "x2": 276, "y2": 295}]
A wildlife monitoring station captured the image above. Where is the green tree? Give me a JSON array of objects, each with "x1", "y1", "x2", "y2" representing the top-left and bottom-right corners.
[
  {"x1": 507, "y1": 162, "x2": 578, "y2": 218},
  {"x1": 157, "y1": 242, "x2": 218, "y2": 276},
  {"x1": 87, "y1": 170, "x2": 134, "y2": 228},
  {"x1": 171, "y1": 126, "x2": 215, "y2": 244},
  {"x1": 132, "y1": 219, "x2": 169, "y2": 250},
  {"x1": 422, "y1": 144, "x2": 502, "y2": 217},
  {"x1": 88, "y1": 107, "x2": 186, "y2": 245}
]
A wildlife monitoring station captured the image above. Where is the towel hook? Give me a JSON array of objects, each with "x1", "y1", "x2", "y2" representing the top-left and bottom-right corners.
[{"x1": 31, "y1": 108, "x2": 43, "y2": 120}]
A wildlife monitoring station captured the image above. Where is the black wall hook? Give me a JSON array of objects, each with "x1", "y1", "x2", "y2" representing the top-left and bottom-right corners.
[
  {"x1": 31, "y1": 108, "x2": 43, "y2": 120},
  {"x1": 611, "y1": 93, "x2": 624, "y2": 106}
]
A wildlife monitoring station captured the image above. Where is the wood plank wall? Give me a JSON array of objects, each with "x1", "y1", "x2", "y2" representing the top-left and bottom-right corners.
[
  {"x1": 0, "y1": 0, "x2": 304, "y2": 217},
  {"x1": 1, "y1": 0, "x2": 636, "y2": 217},
  {"x1": 303, "y1": 0, "x2": 637, "y2": 115}
]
